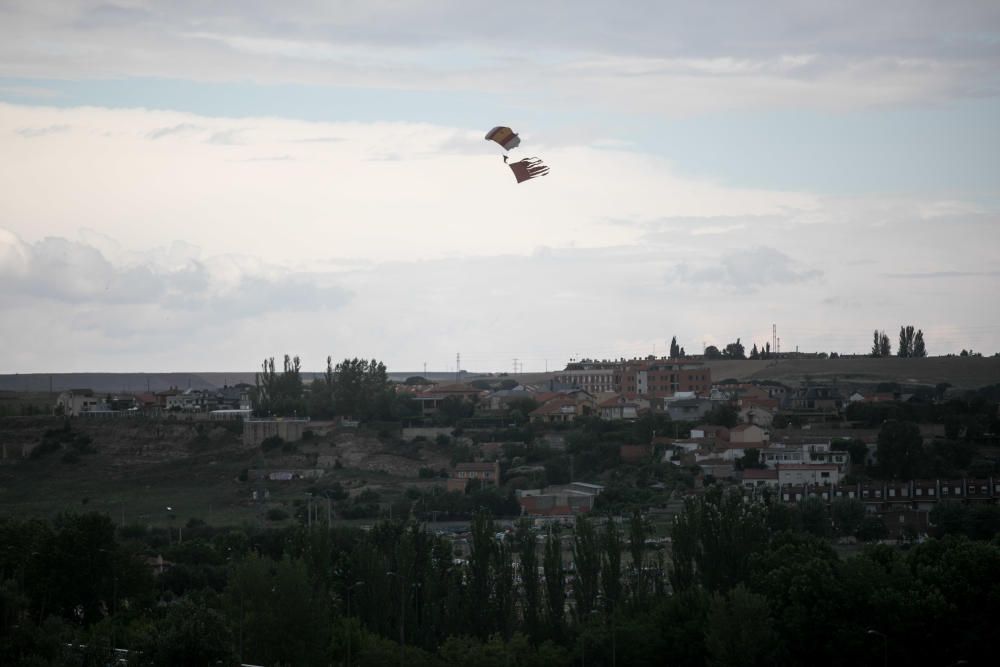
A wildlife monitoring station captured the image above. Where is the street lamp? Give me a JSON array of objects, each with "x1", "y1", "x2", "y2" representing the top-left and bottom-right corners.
[{"x1": 866, "y1": 629, "x2": 887, "y2": 667}]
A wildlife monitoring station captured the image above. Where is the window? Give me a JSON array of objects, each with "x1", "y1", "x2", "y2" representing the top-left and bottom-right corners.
[
  {"x1": 888, "y1": 489, "x2": 895, "y2": 497},
  {"x1": 915, "y1": 488, "x2": 922, "y2": 496}
]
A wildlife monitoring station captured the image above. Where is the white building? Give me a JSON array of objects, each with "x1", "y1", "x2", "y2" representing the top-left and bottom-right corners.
[
  {"x1": 56, "y1": 389, "x2": 100, "y2": 416},
  {"x1": 776, "y1": 463, "x2": 840, "y2": 486}
]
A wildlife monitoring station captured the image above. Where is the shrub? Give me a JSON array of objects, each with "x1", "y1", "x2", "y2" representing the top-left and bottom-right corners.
[
  {"x1": 261, "y1": 435, "x2": 284, "y2": 452},
  {"x1": 266, "y1": 508, "x2": 289, "y2": 521}
]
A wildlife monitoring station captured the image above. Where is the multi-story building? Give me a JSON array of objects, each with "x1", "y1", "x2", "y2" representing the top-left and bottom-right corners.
[
  {"x1": 553, "y1": 360, "x2": 617, "y2": 394},
  {"x1": 614, "y1": 358, "x2": 711, "y2": 398}
]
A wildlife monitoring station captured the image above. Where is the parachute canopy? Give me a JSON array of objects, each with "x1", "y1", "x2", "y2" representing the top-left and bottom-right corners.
[
  {"x1": 485, "y1": 126, "x2": 521, "y2": 151},
  {"x1": 507, "y1": 157, "x2": 550, "y2": 183}
]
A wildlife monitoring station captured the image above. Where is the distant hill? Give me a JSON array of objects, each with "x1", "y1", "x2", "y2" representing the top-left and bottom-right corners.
[
  {"x1": 1, "y1": 357, "x2": 997, "y2": 394},
  {"x1": 0, "y1": 370, "x2": 484, "y2": 393},
  {"x1": 702, "y1": 356, "x2": 1000, "y2": 390}
]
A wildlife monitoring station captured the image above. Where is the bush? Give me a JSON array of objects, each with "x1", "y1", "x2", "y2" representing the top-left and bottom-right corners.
[
  {"x1": 266, "y1": 508, "x2": 289, "y2": 521},
  {"x1": 261, "y1": 435, "x2": 284, "y2": 452},
  {"x1": 418, "y1": 467, "x2": 436, "y2": 478},
  {"x1": 30, "y1": 440, "x2": 61, "y2": 459}
]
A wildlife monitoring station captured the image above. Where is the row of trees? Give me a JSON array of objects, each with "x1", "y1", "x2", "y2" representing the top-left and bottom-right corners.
[
  {"x1": 871, "y1": 325, "x2": 927, "y2": 357},
  {"x1": 253, "y1": 354, "x2": 415, "y2": 422},
  {"x1": 4, "y1": 494, "x2": 997, "y2": 666}
]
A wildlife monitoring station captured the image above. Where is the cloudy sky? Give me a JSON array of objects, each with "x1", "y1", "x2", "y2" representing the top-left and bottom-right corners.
[{"x1": 1, "y1": 1, "x2": 999, "y2": 373}]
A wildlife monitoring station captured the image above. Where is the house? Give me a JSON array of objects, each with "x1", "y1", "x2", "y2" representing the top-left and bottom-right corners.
[
  {"x1": 786, "y1": 385, "x2": 844, "y2": 412},
  {"x1": 455, "y1": 461, "x2": 501, "y2": 485},
  {"x1": 479, "y1": 387, "x2": 534, "y2": 412},
  {"x1": 516, "y1": 482, "x2": 604, "y2": 516},
  {"x1": 598, "y1": 394, "x2": 641, "y2": 421},
  {"x1": 698, "y1": 459, "x2": 736, "y2": 480},
  {"x1": 762, "y1": 445, "x2": 805, "y2": 468},
  {"x1": 553, "y1": 360, "x2": 617, "y2": 394},
  {"x1": 132, "y1": 392, "x2": 159, "y2": 411},
  {"x1": 530, "y1": 397, "x2": 591, "y2": 423},
  {"x1": 729, "y1": 424, "x2": 769, "y2": 445},
  {"x1": 741, "y1": 468, "x2": 779, "y2": 490},
  {"x1": 664, "y1": 397, "x2": 715, "y2": 422},
  {"x1": 55, "y1": 389, "x2": 100, "y2": 416},
  {"x1": 739, "y1": 405, "x2": 775, "y2": 428},
  {"x1": 691, "y1": 425, "x2": 730, "y2": 441},
  {"x1": 414, "y1": 383, "x2": 483, "y2": 417},
  {"x1": 776, "y1": 463, "x2": 840, "y2": 486}
]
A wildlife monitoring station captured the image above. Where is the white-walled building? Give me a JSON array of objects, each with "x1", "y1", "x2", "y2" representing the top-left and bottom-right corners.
[{"x1": 777, "y1": 463, "x2": 840, "y2": 486}]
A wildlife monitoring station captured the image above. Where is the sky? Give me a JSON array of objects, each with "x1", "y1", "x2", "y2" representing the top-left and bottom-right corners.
[{"x1": 1, "y1": 1, "x2": 999, "y2": 373}]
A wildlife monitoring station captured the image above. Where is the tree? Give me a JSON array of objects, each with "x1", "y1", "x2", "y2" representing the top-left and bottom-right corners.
[
  {"x1": 880, "y1": 332, "x2": 892, "y2": 357},
  {"x1": 704, "y1": 403, "x2": 738, "y2": 428},
  {"x1": 876, "y1": 420, "x2": 925, "y2": 480},
  {"x1": 515, "y1": 520, "x2": 541, "y2": 639},
  {"x1": 704, "y1": 346, "x2": 722, "y2": 360},
  {"x1": 144, "y1": 597, "x2": 236, "y2": 666},
  {"x1": 830, "y1": 498, "x2": 865, "y2": 537},
  {"x1": 912, "y1": 330, "x2": 927, "y2": 357},
  {"x1": 704, "y1": 585, "x2": 782, "y2": 667},
  {"x1": 898, "y1": 325, "x2": 914, "y2": 357},
  {"x1": 723, "y1": 338, "x2": 746, "y2": 360},
  {"x1": 330, "y1": 358, "x2": 393, "y2": 421},
  {"x1": 670, "y1": 486, "x2": 768, "y2": 592},
  {"x1": 898, "y1": 325, "x2": 924, "y2": 358},
  {"x1": 253, "y1": 354, "x2": 306, "y2": 417},
  {"x1": 871, "y1": 330, "x2": 892, "y2": 357},
  {"x1": 571, "y1": 516, "x2": 602, "y2": 621},
  {"x1": 542, "y1": 530, "x2": 566, "y2": 639},
  {"x1": 628, "y1": 509, "x2": 647, "y2": 609},
  {"x1": 831, "y1": 438, "x2": 869, "y2": 467},
  {"x1": 601, "y1": 517, "x2": 623, "y2": 614},
  {"x1": 670, "y1": 336, "x2": 680, "y2": 359},
  {"x1": 798, "y1": 497, "x2": 830, "y2": 538},
  {"x1": 749, "y1": 343, "x2": 759, "y2": 360}
]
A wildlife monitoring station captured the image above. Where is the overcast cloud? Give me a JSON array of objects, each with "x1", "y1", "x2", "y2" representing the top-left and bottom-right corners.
[{"x1": 0, "y1": 2, "x2": 998, "y2": 371}]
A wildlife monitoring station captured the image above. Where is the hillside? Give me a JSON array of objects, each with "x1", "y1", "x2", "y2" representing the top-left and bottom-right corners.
[
  {"x1": 0, "y1": 417, "x2": 450, "y2": 525},
  {"x1": 702, "y1": 356, "x2": 1000, "y2": 390},
  {"x1": 1, "y1": 357, "x2": 998, "y2": 395}
]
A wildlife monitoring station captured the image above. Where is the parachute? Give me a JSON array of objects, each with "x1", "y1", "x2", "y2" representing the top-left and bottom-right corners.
[
  {"x1": 486, "y1": 125, "x2": 549, "y2": 184},
  {"x1": 484, "y1": 126, "x2": 521, "y2": 151},
  {"x1": 505, "y1": 156, "x2": 550, "y2": 183}
]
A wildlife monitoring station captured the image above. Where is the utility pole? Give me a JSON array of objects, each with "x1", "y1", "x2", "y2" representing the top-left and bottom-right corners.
[
  {"x1": 513, "y1": 358, "x2": 519, "y2": 376},
  {"x1": 456, "y1": 353, "x2": 461, "y2": 383}
]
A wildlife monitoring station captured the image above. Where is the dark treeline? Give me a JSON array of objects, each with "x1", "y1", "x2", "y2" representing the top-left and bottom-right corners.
[
  {"x1": 3, "y1": 496, "x2": 999, "y2": 666},
  {"x1": 253, "y1": 355, "x2": 417, "y2": 422}
]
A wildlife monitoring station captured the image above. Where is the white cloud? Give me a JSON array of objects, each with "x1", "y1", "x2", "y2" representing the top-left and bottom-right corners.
[
  {"x1": 0, "y1": 101, "x2": 998, "y2": 370},
  {"x1": 0, "y1": 2, "x2": 996, "y2": 114},
  {"x1": 672, "y1": 246, "x2": 822, "y2": 288},
  {"x1": 0, "y1": 103, "x2": 818, "y2": 264}
]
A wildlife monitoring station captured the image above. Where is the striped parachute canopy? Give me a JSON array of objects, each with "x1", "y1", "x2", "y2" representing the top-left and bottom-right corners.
[{"x1": 485, "y1": 126, "x2": 521, "y2": 151}]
